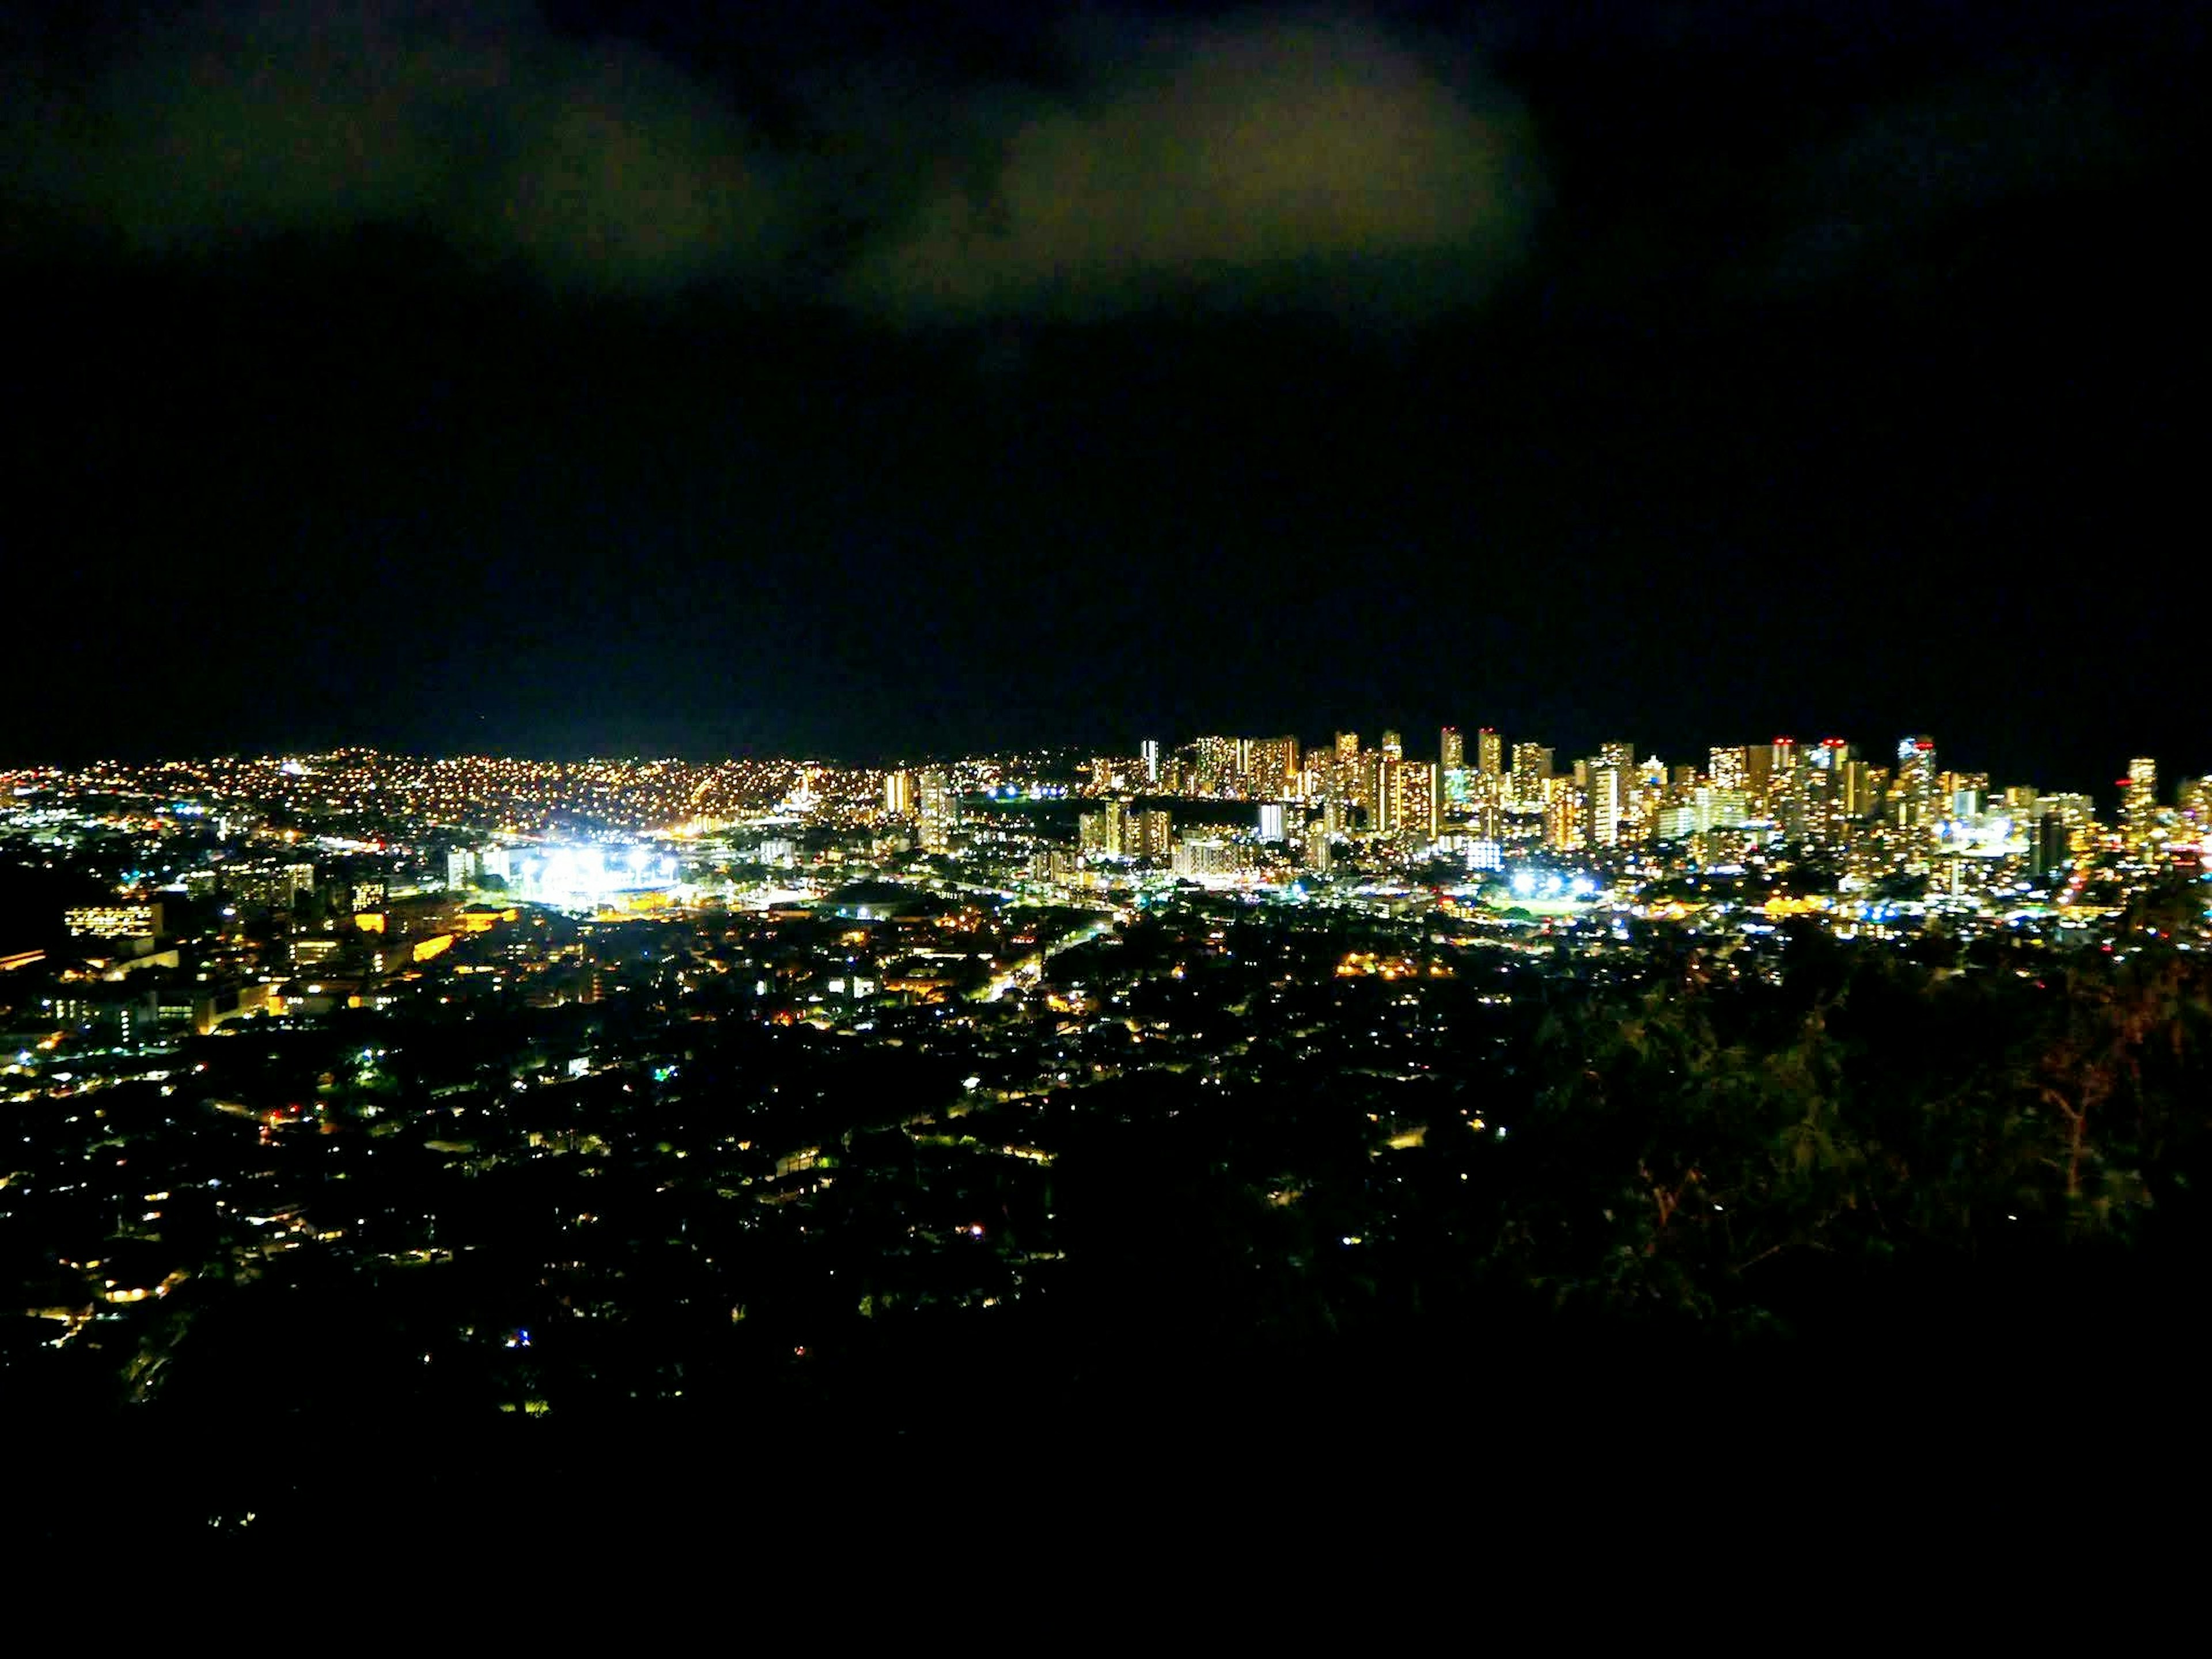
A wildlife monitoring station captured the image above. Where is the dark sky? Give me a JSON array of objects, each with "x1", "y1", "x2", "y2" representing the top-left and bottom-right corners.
[{"x1": 2, "y1": 1, "x2": 2202, "y2": 794}]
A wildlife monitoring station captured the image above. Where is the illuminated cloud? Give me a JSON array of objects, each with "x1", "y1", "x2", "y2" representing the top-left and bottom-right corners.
[
  {"x1": 1762, "y1": 67, "x2": 2131, "y2": 292},
  {"x1": 32, "y1": 1, "x2": 782, "y2": 291},
  {"x1": 7, "y1": 5, "x2": 1536, "y2": 319},
  {"x1": 842, "y1": 12, "x2": 1538, "y2": 321}
]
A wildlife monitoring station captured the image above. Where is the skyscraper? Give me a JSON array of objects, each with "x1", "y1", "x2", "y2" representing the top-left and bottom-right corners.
[
  {"x1": 1478, "y1": 728, "x2": 1503, "y2": 778},
  {"x1": 1247, "y1": 736, "x2": 1300, "y2": 798},
  {"x1": 1381, "y1": 730, "x2": 1403, "y2": 762},
  {"x1": 1542, "y1": 775, "x2": 1584, "y2": 851},
  {"x1": 1188, "y1": 736, "x2": 1240, "y2": 796},
  {"x1": 1440, "y1": 727, "x2": 1464, "y2": 771},
  {"x1": 1895, "y1": 737, "x2": 1938, "y2": 834},
  {"x1": 1368, "y1": 756, "x2": 1399, "y2": 835},
  {"x1": 917, "y1": 770, "x2": 959, "y2": 852},
  {"x1": 883, "y1": 770, "x2": 915, "y2": 817},
  {"x1": 1141, "y1": 740, "x2": 1160, "y2": 787},
  {"x1": 1080, "y1": 799, "x2": 1130, "y2": 855},
  {"x1": 1511, "y1": 743, "x2": 1553, "y2": 812},
  {"x1": 1399, "y1": 761, "x2": 1441, "y2": 842},
  {"x1": 1585, "y1": 744, "x2": 1631, "y2": 846},
  {"x1": 2123, "y1": 757, "x2": 2158, "y2": 859}
]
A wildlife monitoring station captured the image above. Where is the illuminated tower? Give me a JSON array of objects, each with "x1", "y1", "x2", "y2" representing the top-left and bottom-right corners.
[
  {"x1": 2177, "y1": 775, "x2": 2212, "y2": 835},
  {"x1": 2123, "y1": 757, "x2": 2158, "y2": 859},
  {"x1": 1080, "y1": 799, "x2": 1130, "y2": 856},
  {"x1": 1510, "y1": 743, "x2": 1553, "y2": 813},
  {"x1": 1542, "y1": 775, "x2": 1584, "y2": 851},
  {"x1": 1187, "y1": 736, "x2": 1240, "y2": 796},
  {"x1": 883, "y1": 770, "x2": 915, "y2": 817},
  {"x1": 1368, "y1": 756, "x2": 1399, "y2": 835},
  {"x1": 1247, "y1": 736, "x2": 1299, "y2": 798},
  {"x1": 1399, "y1": 761, "x2": 1441, "y2": 842},
  {"x1": 1709, "y1": 747, "x2": 1748, "y2": 792},
  {"x1": 1478, "y1": 729, "x2": 1503, "y2": 779},
  {"x1": 917, "y1": 770, "x2": 959, "y2": 852},
  {"x1": 1582, "y1": 742, "x2": 1632, "y2": 847},
  {"x1": 1439, "y1": 726, "x2": 1468, "y2": 810},
  {"x1": 1895, "y1": 737, "x2": 1938, "y2": 834},
  {"x1": 1802, "y1": 738, "x2": 1851, "y2": 846},
  {"x1": 1584, "y1": 766, "x2": 1623, "y2": 846},
  {"x1": 1843, "y1": 760, "x2": 1877, "y2": 821},
  {"x1": 1141, "y1": 739, "x2": 1160, "y2": 787},
  {"x1": 1381, "y1": 730, "x2": 1403, "y2": 762}
]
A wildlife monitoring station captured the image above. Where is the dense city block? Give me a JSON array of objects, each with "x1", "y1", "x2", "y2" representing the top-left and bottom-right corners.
[{"x1": 7, "y1": 732, "x2": 2211, "y2": 1527}]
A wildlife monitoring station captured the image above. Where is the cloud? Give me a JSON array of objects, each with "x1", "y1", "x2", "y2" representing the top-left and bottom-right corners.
[
  {"x1": 1761, "y1": 66, "x2": 2134, "y2": 292},
  {"x1": 6, "y1": 4, "x2": 1537, "y2": 320},
  {"x1": 24, "y1": 1, "x2": 782, "y2": 291},
  {"x1": 841, "y1": 12, "x2": 1537, "y2": 321}
]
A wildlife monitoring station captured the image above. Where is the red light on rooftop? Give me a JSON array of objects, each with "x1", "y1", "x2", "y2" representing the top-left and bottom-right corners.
[{"x1": 1915, "y1": 741, "x2": 1934, "y2": 751}]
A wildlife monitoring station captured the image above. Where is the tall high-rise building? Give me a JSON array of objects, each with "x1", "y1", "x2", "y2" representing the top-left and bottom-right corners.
[
  {"x1": 1247, "y1": 736, "x2": 1300, "y2": 798},
  {"x1": 1080, "y1": 799, "x2": 1131, "y2": 856},
  {"x1": 1584, "y1": 767, "x2": 1624, "y2": 846},
  {"x1": 2040, "y1": 793, "x2": 2097, "y2": 858},
  {"x1": 1542, "y1": 775, "x2": 1584, "y2": 851},
  {"x1": 1794, "y1": 738, "x2": 1853, "y2": 845},
  {"x1": 1305, "y1": 823, "x2": 1334, "y2": 873},
  {"x1": 1399, "y1": 762, "x2": 1441, "y2": 842},
  {"x1": 1710, "y1": 747, "x2": 1748, "y2": 791},
  {"x1": 1257, "y1": 803, "x2": 1287, "y2": 843},
  {"x1": 1440, "y1": 727, "x2": 1464, "y2": 771},
  {"x1": 1381, "y1": 730, "x2": 1403, "y2": 762},
  {"x1": 1478, "y1": 728, "x2": 1503, "y2": 778},
  {"x1": 2176, "y1": 776, "x2": 2212, "y2": 828},
  {"x1": 1368, "y1": 756, "x2": 1400, "y2": 835},
  {"x1": 1141, "y1": 739, "x2": 1160, "y2": 787},
  {"x1": 1187, "y1": 736, "x2": 1241, "y2": 796},
  {"x1": 883, "y1": 770, "x2": 915, "y2": 817},
  {"x1": 2123, "y1": 757, "x2": 2158, "y2": 858},
  {"x1": 1895, "y1": 736, "x2": 1939, "y2": 834},
  {"x1": 1842, "y1": 760, "x2": 1877, "y2": 822},
  {"x1": 1580, "y1": 744, "x2": 1631, "y2": 846},
  {"x1": 1510, "y1": 743, "x2": 1554, "y2": 812},
  {"x1": 917, "y1": 769, "x2": 959, "y2": 852},
  {"x1": 2031, "y1": 814, "x2": 2071, "y2": 881},
  {"x1": 1130, "y1": 809, "x2": 1173, "y2": 859}
]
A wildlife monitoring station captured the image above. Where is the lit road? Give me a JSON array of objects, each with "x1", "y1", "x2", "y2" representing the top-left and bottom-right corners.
[{"x1": 979, "y1": 914, "x2": 1118, "y2": 1002}]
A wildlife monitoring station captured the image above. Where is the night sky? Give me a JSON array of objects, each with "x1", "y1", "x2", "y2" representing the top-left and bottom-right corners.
[{"x1": 3, "y1": 2, "x2": 2202, "y2": 794}]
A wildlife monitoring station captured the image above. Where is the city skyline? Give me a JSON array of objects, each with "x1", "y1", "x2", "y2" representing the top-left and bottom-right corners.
[{"x1": 3, "y1": 723, "x2": 2192, "y2": 811}]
